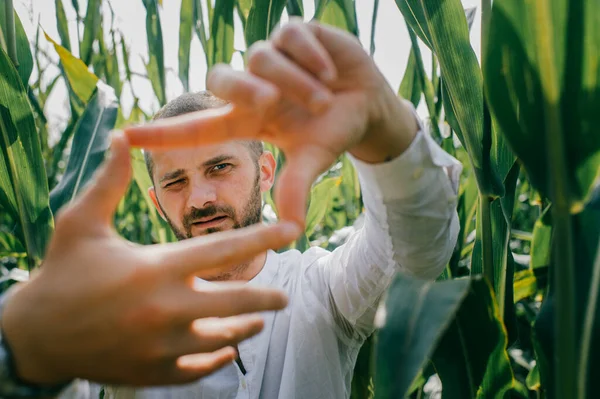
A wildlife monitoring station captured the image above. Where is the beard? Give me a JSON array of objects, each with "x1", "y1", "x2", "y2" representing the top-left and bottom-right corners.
[
  {"x1": 158, "y1": 173, "x2": 263, "y2": 241},
  {"x1": 156, "y1": 171, "x2": 263, "y2": 281}
]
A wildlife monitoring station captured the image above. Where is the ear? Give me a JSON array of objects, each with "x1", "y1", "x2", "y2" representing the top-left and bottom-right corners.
[
  {"x1": 148, "y1": 186, "x2": 167, "y2": 220},
  {"x1": 258, "y1": 151, "x2": 276, "y2": 193}
]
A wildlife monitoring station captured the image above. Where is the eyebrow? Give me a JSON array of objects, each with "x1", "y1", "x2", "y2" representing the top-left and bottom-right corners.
[
  {"x1": 201, "y1": 154, "x2": 235, "y2": 168},
  {"x1": 159, "y1": 155, "x2": 236, "y2": 184},
  {"x1": 159, "y1": 169, "x2": 185, "y2": 184}
]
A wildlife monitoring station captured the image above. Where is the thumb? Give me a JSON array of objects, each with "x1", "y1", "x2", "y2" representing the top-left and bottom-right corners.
[
  {"x1": 274, "y1": 147, "x2": 334, "y2": 227},
  {"x1": 72, "y1": 130, "x2": 133, "y2": 224}
]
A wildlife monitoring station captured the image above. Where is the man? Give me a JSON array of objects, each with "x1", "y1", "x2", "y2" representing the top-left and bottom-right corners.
[{"x1": 111, "y1": 20, "x2": 461, "y2": 398}]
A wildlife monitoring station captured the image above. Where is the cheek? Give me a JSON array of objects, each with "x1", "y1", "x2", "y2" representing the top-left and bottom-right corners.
[
  {"x1": 218, "y1": 173, "x2": 256, "y2": 208},
  {"x1": 158, "y1": 190, "x2": 187, "y2": 219}
]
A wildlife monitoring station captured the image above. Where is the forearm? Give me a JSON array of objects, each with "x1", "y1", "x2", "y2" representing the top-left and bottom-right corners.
[{"x1": 321, "y1": 113, "x2": 461, "y2": 336}]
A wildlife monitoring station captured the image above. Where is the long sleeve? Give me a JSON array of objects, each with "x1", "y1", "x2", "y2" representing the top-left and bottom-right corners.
[{"x1": 303, "y1": 117, "x2": 462, "y2": 340}]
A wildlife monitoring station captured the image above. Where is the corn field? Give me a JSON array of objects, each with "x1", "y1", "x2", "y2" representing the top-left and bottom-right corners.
[{"x1": 0, "y1": 0, "x2": 599, "y2": 398}]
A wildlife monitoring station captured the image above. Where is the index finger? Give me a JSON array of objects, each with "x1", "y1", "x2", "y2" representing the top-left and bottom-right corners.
[
  {"x1": 156, "y1": 222, "x2": 302, "y2": 277},
  {"x1": 124, "y1": 104, "x2": 253, "y2": 150}
]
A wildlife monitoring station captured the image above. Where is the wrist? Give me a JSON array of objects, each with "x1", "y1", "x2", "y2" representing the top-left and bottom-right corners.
[
  {"x1": 2, "y1": 283, "x2": 69, "y2": 386},
  {"x1": 349, "y1": 85, "x2": 419, "y2": 164}
]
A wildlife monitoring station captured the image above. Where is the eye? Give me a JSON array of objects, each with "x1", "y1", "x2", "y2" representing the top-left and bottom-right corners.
[
  {"x1": 211, "y1": 163, "x2": 232, "y2": 173},
  {"x1": 164, "y1": 179, "x2": 185, "y2": 189}
]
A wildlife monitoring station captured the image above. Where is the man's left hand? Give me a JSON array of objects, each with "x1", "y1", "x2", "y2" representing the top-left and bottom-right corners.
[{"x1": 125, "y1": 21, "x2": 418, "y2": 225}]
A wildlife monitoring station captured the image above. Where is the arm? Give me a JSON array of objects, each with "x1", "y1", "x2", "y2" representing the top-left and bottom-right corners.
[{"x1": 307, "y1": 105, "x2": 461, "y2": 339}]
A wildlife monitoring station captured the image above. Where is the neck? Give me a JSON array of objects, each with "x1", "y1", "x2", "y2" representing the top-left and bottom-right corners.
[{"x1": 201, "y1": 251, "x2": 268, "y2": 282}]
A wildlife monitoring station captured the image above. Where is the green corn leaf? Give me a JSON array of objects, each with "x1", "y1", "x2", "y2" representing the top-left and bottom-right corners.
[
  {"x1": 0, "y1": 46, "x2": 53, "y2": 269},
  {"x1": 398, "y1": 47, "x2": 422, "y2": 108},
  {"x1": 49, "y1": 83, "x2": 118, "y2": 213},
  {"x1": 55, "y1": 0, "x2": 71, "y2": 52},
  {"x1": 286, "y1": 0, "x2": 303, "y2": 17},
  {"x1": 245, "y1": 0, "x2": 287, "y2": 47},
  {"x1": 130, "y1": 148, "x2": 173, "y2": 243},
  {"x1": 45, "y1": 32, "x2": 98, "y2": 106},
  {"x1": 236, "y1": 0, "x2": 252, "y2": 27},
  {"x1": 484, "y1": 0, "x2": 600, "y2": 211},
  {"x1": 80, "y1": 0, "x2": 101, "y2": 65},
  {"x1": 143, "y1": 0, "x2": 167, "y2": 106},
  {"x1": 0, "y1": 7, "x2": 33, "y2": 87},
  {"x1": 471, "y1": 162, "x2": 520, "y2": 342},
  {"x1": 178, "y1": 0, "x2": 194, "y2": 91},
  {"x1": 208, "y1": 0, "x2": 235, "y2": 66},
  {"x1": 315, "y1": 0, "x2": 358, "y2": 36},
  {"x1": 120, "y1": 36, "x2": 133, "y2": 83},
  {"x1": 530, "y1": 205, "x2": 552, "y2": 271},
  {"x1": 533, "y1": 190, "x2": 600, "y2": 398},
  {"x1": 513, "y1": 269, "x2": 537, "y2": 303},
  {"x1": 395, "y1": 0, "x2": 509, "y2": 197},
  {"x1": 431, "y1": 278, "x2": 525, "y2": 398},
  {"x1": 375, "y1": 275, "x2": 521, "y2": 398},
  {"x1": 305, "y1": 177, "x2": 339, "y2": 237},
  {"x1": 526, "y1": 364, "x2": 541, "y2": 391},
  {"x1": 193, "y1": 0, "x2": 209, "y2": 64}
]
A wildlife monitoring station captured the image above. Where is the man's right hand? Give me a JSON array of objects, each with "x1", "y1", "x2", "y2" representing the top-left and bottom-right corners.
[{"x1": 0, "y1": 132, "x2": 300, "y2": 386}]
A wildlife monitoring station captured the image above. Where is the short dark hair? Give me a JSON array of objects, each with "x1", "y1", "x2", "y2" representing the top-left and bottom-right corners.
[{"x1": 144, "y1": 91, "x2": 263, "y2": 182}]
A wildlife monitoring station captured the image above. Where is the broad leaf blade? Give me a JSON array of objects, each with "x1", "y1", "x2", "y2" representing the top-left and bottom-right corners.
[
  {"x1": 432, "y1": 278, "x2": 521, "y2": 398},
  {"x1": 0, "y1": 8, "x2": 33, "y2": 86},
  {"x1": 484, "y1": 0, "x2": 600, "y2": 209},
  {"x1": 80, "y1": 0, "x2": 101, "y2": 65},
  {"x1": 316, "y1": 0, "x2": 358, "y2": 36},
  {"x1": 208, "y1": 0, "x2": 235, "y2": 66},
  {"x1": 398, "y1": 48, "x2": 422, "y2": 108},
  {"x1": 179, "y1": 0, "x2": 194, "y2": 91},
  {"x1": 55, "y1": 0, "x2": 72, "y2": 52},
  {"x1": 45, "y1": 32, "x2": 98, "y2": 105},
  {"x1": 396, "y1": 0, "x2": 505, "y2": 197},
  {"x1": 305, "y1": 177, "x2": 339, "y2": 237},
  {"x1": 245, "y1": 0, "x2": 287, "y2": 47},
  {"x1": 130, "y1": 149, "x2": 173, "y2": 243},
  {"x1": 0, "y1": 46, "x2": 53, "y2": 268},
  {"x1": 143, "y1": 0, "x2": 167, "y2": 106},
  {"x1": 50, "y1": 83, "x2": 118, "y2": 213}
]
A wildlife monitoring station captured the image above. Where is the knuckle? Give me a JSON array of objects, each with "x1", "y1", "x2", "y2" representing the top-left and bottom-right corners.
[
  {"x1": 247, "y1": 41, "x2": 273, "y2": 70},
  {"x1": 278, "y1": 24, "x2": 303, "y2": 45},
  {"x1": 53, "y1": 206, "x2": 80, "y2": 231}
]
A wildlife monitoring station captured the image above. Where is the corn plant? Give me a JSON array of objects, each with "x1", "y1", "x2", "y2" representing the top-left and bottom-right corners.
[{"x1": 0, "y1": 0, "x2": 598, "y2": 398}]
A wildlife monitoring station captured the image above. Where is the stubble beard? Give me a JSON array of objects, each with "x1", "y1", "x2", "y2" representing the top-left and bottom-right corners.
[{"x1": 158, "y1": 174, "x2": 263, "y2": 281}]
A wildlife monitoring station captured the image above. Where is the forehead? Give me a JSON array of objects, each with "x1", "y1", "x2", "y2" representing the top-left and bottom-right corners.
[{"x1": 151, "y1": 141, "x2": 251, "y2": 176}]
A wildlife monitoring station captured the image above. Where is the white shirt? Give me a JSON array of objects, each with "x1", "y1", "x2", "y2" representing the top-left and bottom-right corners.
[{"x1": 65, "y1": 125, "x2": 461, "y2": 399}]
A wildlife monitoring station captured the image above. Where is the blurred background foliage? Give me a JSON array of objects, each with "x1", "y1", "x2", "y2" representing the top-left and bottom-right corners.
[{"x1": 0, "y1": 0, "x2": 599, "y2": 398}]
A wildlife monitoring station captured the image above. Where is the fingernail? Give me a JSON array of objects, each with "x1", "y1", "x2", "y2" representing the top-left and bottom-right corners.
[{"x1": 309, "y1": 91, "x2": 332, "y2": 114}]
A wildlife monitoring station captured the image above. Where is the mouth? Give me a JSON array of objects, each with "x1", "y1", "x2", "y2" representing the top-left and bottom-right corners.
[{"x1": 191, "y1": 215, "x2": 229, "y2": 229}]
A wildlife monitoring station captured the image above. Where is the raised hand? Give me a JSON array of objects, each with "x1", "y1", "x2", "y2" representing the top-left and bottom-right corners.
[
  {"x1": 125, "y1": 21, "x2": 418, "y2": 225},
  {"x1": 0, "y1": 133, "x2": 300, "y2": 386}
]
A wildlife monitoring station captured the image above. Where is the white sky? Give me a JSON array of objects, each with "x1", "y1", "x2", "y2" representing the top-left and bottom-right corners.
[{"x1": 14, "y1": 0, "x2": 481, "y2": 141}]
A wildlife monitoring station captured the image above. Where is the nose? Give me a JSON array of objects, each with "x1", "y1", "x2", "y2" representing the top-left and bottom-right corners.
[{"x1": 187, "y1": 180, "x2": 217, "y2": 209}]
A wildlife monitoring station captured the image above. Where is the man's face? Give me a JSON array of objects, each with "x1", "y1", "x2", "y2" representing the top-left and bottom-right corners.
[{"x1": 149, "y1": 142, "x2": 274, "y2": 240}]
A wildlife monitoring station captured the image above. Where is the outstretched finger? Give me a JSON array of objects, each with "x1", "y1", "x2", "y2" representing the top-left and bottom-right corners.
[
  {"x1": 180, "y1": 284, "x2": 287, "y2": 321},
  {"x1": 157, "y1": 222, "x2": 301, "y2": 277},
  {"x1": 164, "y1": 347, "x2": 237, "y2": 385},
  {"x1": 169, "y1": 314, "x2": 265, "y2": 357},
  {"x1": 68, "y1": 131, "x2": 132, "y2": 224},
  {"x1": 124, "y1": 105, "x2": 255, "y2": 150}
]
